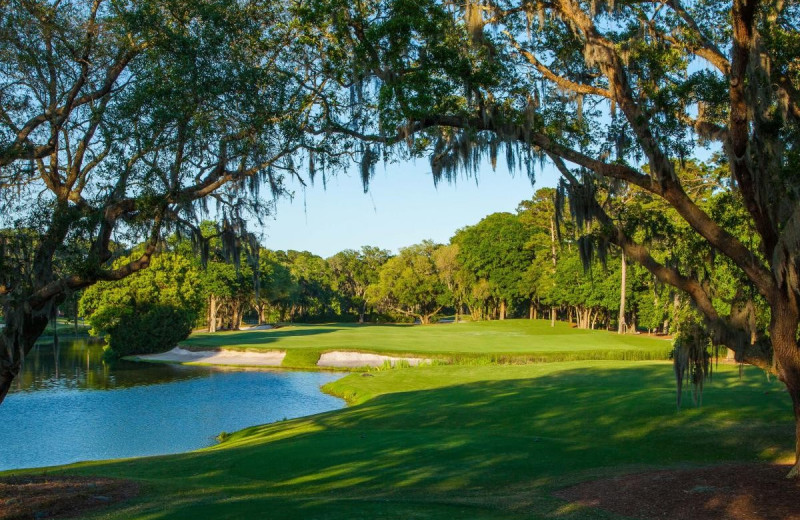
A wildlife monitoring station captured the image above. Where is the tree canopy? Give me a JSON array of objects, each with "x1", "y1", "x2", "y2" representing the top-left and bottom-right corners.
[
  {"x1": 310, "y1": 0, "x2": 800, "y2": 475},
  {"x1": 366, "y1": 241, "x2": 448, "y2": 324},
  {"x1": 0, "y1": 0, "x2": 344, "y2": 401}
]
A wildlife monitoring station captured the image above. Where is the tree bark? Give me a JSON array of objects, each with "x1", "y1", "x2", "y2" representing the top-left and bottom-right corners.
[
  {"x1": 0, "y1": 308, "x2": 51, "y2": 404},
  {"x1": 500, "y1": 299, "x2": 506, "y2": 320},
  {"x1": 74, "y1": 298, "x2": 79, "y2": 335},
  {"x1": 770, "y1": 297, "x2": 800, "y2": 477},
  {"x1": 618, "y1": 250, "x2": 627, "y2": 334},
  {"x1": 232, "y1": 302, "x2": 241, "y2": 330},
  {"x1": 208, "y1": 295, "x2": 217, "y2": 333}
]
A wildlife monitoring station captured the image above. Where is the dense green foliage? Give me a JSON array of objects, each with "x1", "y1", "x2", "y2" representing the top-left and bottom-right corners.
[
  {"x1": 79, "y1": 187, "x2": 692, "y2": 336},
  {"x1": 80, "y1": 252, "x2": 204, "y2": 356},
  {"x1": 452, "y1": 212, "x2": 534, "y2": 320},
  {"x1": 366, "y1": 241, "x2": 448, "y2": 324},
  {"x1": 73, "y1": 183, "x2": 720, "y2": 342},
  {"x1": 101, "y1": 304, "x2": 195, "y2": 357}
]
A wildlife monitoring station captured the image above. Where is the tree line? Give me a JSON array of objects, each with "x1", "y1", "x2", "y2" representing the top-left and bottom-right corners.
[{"x1": 75, "y1": 158, "x2": 757, "y2": 358}]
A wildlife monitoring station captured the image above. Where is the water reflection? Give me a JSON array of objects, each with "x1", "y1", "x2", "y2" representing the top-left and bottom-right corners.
[{"x1": 13, "y1": 339, "x2": 212, "y2": 392}]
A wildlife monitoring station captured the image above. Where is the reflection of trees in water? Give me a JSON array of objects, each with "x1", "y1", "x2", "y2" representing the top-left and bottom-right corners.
[{"x1": 13, "y1": 340, "x2": 212, "y2": 392}]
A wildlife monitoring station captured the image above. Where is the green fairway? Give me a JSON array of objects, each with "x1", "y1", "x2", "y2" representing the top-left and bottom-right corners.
[
  {"x1": 8, "y1": 360, "x2": 792, "y2": 520},
  {"x1": 181, "y1": 320, "x2": 672, "y2": 368}
]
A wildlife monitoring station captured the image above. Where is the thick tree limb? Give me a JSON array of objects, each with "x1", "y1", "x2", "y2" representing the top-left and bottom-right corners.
[
  {"x1": 549, "y1": 153, "x2": 772, "y2": 369},
  {"x1": 379, "y1": 111, "x2": 776, "y2": 301},
  {"x1": 664, "y1": 0, "x2": 731, "y2": 75},
  {"x1": 727, "y1": 0, "x2": 779, "y2": 257},
  {"x1": 503, "y1": 32, "x2": 612, "y2": 98}
]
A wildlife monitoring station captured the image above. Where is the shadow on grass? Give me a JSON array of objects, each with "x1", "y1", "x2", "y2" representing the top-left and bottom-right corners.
[{"x1": 63, "y1": 364, "x2": 793, "y2": 520}]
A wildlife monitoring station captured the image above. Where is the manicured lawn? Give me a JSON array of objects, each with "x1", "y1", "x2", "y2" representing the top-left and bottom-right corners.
[
  {"x1": 10, "y1": 360, "x2": 792, "y2": 519},
  {"x1": 182, "y1": 320, "x2": 672, "y2": 368}
]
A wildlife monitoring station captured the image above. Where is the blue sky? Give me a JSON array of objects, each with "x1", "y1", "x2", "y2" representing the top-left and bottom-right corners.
[{"x1": 259, "y1": 159, "x2": 561, "y2": 258}]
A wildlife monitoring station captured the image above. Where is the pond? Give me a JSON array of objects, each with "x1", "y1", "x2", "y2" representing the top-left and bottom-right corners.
[{"x1": 0, "y1": 338, "x2": 345, "y2": 471}]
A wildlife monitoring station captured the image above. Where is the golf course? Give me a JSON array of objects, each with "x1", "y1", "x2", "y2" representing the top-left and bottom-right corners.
[{"x1": 2, "y1": 320, "x2": 794, "y2": 519}]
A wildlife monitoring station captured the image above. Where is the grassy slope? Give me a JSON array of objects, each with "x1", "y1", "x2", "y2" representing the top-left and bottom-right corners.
[
  {"x1": 181, "y1": 320, "x2": 673, "y2": 368},
  {"x1": 16, "y1": 361, "x2": 793, "y2": 520}
]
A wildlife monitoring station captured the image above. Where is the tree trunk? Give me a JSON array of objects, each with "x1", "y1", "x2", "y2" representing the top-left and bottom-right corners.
[
  {"x1": 359, "y1": 300, "x2": 366, "y2": 324},
  {"x1": 0, "y1": 308, "x2": 51, "y2": 405},
  {"x1": 618, "y1": 250, "x2": 627, "y2": 334},
  {"x1": 74, "y1": 298, "x2": 79, "y2": 335},
  {"x1": 769, "y1": 299, "x2": 800, "y2": 477},
  {"x1": 500, "y1": 299, "x2": 506, "y2": 320},
  {"x1": 529, "y1": 300, "x2": 535, "y2": 320},
  {"x1": 550, "y1": 214, "x2": 558, "y2": 328},
  {"x1": 577, "y1": 306, "x2": 590, "y2": 329},
  {"x1": 208, "y1": 295, "x2": 217, "y2": 333},
  {"x1": 232, "y1": 303, "x2": 241, "y2": 330}
]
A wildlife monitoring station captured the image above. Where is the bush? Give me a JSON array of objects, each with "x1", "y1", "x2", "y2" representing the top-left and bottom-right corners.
[{"x1": 103, "y1": 304, "x2": 195, "y2": 358}]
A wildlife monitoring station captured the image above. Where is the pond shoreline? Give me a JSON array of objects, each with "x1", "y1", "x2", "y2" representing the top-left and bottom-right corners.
[{"x1": 2, "y1": 338, "x2": 347, "y2": 471}]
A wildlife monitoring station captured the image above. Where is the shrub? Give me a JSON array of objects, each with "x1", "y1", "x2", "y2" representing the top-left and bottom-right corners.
[{"x1": 103, "y1": 304, "x2": 194, "y2": 358}]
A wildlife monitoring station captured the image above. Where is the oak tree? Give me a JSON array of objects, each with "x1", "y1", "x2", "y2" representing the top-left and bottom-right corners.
[
  {"x1": 321, "y1": 0, "x2": 800, "y2": 475},
  {"x1": 0, "y1": 0, "x2": 334, "y2": 402}
]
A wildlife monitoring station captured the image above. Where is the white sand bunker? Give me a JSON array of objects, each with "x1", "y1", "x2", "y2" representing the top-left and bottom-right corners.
[
  {"x1": 317, "y1": 351, "x2": 431, "y2": 368},
  {"x1": 240, "y1": 324, "x2": 274, "y2": 330},
  {"x1": 138, "y1": 347, "x2": 285, "y2": 366}
]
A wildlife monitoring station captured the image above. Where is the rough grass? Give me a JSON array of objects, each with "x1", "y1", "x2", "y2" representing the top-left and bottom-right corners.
[
  {"x1": 181, "y1": 320, "x2": 672, "y2": 369},
  {"x1": 8, "y1": 361, "x2": 792, "y2": 520}
]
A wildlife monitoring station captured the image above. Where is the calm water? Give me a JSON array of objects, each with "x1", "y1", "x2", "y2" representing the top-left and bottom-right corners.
[{"x1": 0, "y1": 339, "x2": 345, "y2": 471}]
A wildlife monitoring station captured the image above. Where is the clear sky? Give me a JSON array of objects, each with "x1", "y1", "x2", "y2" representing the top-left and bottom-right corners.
[{"x1": 258, "y1": 159, "x2": 561, "y2": 258}]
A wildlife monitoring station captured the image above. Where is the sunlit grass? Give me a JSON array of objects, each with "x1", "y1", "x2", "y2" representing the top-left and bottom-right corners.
[{"x1": 181, "y1": 319, "x2": 672, "y2": 368}]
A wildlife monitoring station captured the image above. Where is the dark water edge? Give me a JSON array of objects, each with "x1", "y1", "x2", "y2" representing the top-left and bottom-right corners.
[
  {"x1": 0, "y1": 339, "x2": 345, "y2": 471},
  {"x1": 11, "y1": 337, "x2": 209, "y2": 393}
]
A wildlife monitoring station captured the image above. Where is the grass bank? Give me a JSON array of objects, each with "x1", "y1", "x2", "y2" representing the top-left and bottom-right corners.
[
  {"x1": 9, "y1": 360, "x2": 791, "y2": 519},
  {"x1": 180, "y1": 319, "x2": 672, "y2": 369}
]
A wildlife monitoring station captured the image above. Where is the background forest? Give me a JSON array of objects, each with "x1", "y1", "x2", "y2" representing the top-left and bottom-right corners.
[{"x1": 64, "y1": 156, "x2": 759, "y2": 357}]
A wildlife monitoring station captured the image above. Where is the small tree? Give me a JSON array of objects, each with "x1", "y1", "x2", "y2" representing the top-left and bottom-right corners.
[
  {"x1": 367, "y1": 241, "x2": 448, "y2": 324},
  {"x1": 328, "y1": 246, "x2": 390, "y2": 323},
  {"x1": 453, "y1": 213, "x2": 535, "y2": 320},
  {"x1": 80, "y1": 251, "x2": 204, "y2": 356}
]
